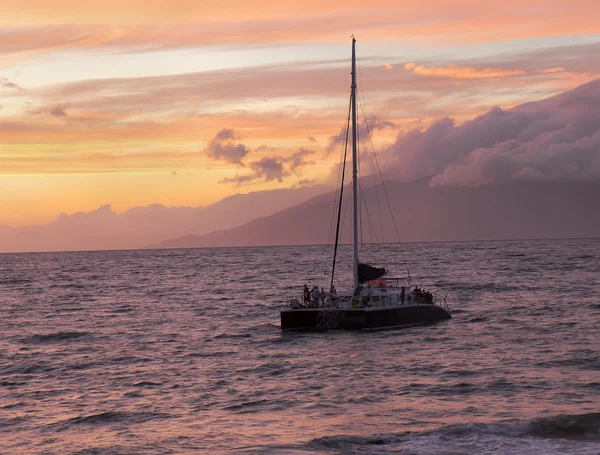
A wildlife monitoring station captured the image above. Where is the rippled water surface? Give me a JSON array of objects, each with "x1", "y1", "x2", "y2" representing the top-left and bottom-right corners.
[{"x1": 1, "y1": 239, "x2": 599, "y2": 454}]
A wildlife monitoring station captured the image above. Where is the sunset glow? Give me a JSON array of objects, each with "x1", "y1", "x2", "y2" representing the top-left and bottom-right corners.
[{"x1": 1, "y1": 1, "x2": 599, "y2": 226}]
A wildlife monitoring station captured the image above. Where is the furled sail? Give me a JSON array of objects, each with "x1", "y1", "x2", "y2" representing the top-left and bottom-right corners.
[{"x1": 358, "y1": 263, "x2": 386, "y2": 284}]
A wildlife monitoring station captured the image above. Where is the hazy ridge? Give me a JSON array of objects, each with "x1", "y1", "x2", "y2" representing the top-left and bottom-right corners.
[{"x1": 152, "y1": 179, "x2": 600, "y2": 249}]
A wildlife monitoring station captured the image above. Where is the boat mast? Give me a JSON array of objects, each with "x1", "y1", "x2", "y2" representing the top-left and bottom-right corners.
[{"x1": 351, "y1": 37, "x2": 359, "y2": 289}]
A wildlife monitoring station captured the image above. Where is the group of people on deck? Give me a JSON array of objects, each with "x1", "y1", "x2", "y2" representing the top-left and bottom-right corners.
[
  {"x1": 299, "y1": 283, "x2": 433, "y2": 308},
  {"x1": 302, "y1": 284, "x2": 336, "y2": 307},
  {"x1": 400, "y1": 286, "x2": 434, "y2": 304}
]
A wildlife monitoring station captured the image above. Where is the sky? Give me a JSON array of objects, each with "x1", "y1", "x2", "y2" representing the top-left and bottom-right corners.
[{"x1": 1, "y1": 1, "x2": 599, "y2": 227}]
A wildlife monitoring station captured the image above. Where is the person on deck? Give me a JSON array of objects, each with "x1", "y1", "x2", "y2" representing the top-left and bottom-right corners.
[
  {"x1": 425, "y1": 291, "x2": 433, "y2": 304},
  {"x1": 400, "y1": 286, "x2": 405, "y2": 305},
  {"x1": 319, "y1": 287, "x2": 326, "y2": 304},
  {"x1": 303, "y1": 284, "x2": 310, "y2": 305},
  {"x1": 311, "y1": 286, "x2": 320, "y2": 305}
]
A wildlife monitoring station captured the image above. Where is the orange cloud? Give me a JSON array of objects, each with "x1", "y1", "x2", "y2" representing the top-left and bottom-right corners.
[
  {"x1": 2, "y1": 45, "x2": 597, "y2": 165},
  {"x1": 1, "y1": 2, "x2": 599, "y2": 59},
  {"x1": 540, "y1": 67, "x2": 566, "y2": 74},
  {"x1": 0, "y1": 0, "x2": 596, "y2": 26},
  {"x1": 404, "y1": 63, "x2": 527, "y2": 79}
]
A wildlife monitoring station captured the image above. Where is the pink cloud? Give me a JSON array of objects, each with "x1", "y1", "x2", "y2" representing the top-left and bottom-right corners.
[
  {"x1": 327, "y1": 116, "x2": 395, "y2": 152},
  {"x1": 1, "y1": 4, "x2": 600, "y2": 58},
  {"x1": 385, "y1": 78, "x2": 600, "y2": 186},
  {"x1": 1, "y1": 76, "x2": 23, "y2": 90},
  {"x1": 220, "y1": 148, "x2": 315, "y2": 186},
  {"x1": 3, "y1": 43, "x2": 599, "y2": 177},
  {"x1": 20, "y1": 42, "x2": 599, "y2": 126},
  {"x1": 205, "y1": 129, "x2": 249, "y2": 165},
  {"x1": 28, "y1": 105, "x2": 68, "y2": 117}
]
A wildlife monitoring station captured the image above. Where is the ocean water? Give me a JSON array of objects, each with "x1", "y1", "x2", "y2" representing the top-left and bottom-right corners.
[{"x1": 1, "y1": 238, "x2": 599, "y2": 455}]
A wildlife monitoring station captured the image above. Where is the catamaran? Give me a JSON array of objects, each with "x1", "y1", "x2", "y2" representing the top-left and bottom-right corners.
[{"x1": 280, "y1": 37, "x2": 452, "y2": 331}]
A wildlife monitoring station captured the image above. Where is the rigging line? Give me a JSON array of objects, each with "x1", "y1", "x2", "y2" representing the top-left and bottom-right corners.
[
  {"x1": 356, "y1": 67, "x2": 389, "y2": 268},
  {"x1": 339, "y1": 171, "x2": 352, "y2": 246},
  {"x1": 356, "y1": 184, "x2": 371, "y2": 252},
  {"x1": 326, "y1": 94, "x2": 351, "y2": 252},
  {"x1": 336, "y1": 175, "x2": 353, "y2": 283},
  {"x1": 362, "y1": 113, "x2": 411, "y2": 279},
  {"x1": 356, "y1": 109, "x2": 364, "y2": 247},
  {"x1": 325, "y1": 93, "x2": 353, "y2": 272},
  {"x1": 357, "y1": 90, "x2": 386, "y2": 249},
  {"x1": 358, "y1": 181, "x2": 380, "y2": 246},
  {"x1": 330, "y1": 93, "x2": 352, "y2": 292},
  {"x1": 357, "y1": 59, "x2": 410, "y2": 277}
]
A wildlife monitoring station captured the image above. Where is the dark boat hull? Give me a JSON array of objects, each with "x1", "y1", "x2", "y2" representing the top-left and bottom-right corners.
[{"x1": 280, "y1": 304, "x2": 451, "y2": 331}]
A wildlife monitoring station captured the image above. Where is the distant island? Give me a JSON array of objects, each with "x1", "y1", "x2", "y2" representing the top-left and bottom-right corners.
[{"x1": 150, "y1": 179, "x2": 600, "y2": 250}]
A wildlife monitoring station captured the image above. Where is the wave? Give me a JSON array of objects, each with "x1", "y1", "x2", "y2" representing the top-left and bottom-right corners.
[
  {"x1": 132, "y1": 380, "x2": 163, "y2": 387},
  {"x1": 0, "y1": 278, "x2": 32, "y2": 285},
  {"x1": 434, "y1": 413, "x2": 600, "y2": 441},
  {"x1": 574, "y1": 254, "x2": 594, "y2": 260},
  {"x1": 528, "y1": 412, "x2": 600, "y2": 440},
  {"x1": 213, "y1": 332, "x2": 252, "y2": 340},
  {"x1": 502, "y1": 252, "x2": 528, "y2": 258},
  {"x1": 536, "y1": 355, "x2": 600, "y2": 370},
  {"x1": 70, "y1": 446, "x2": 132, "y2": 455},
  {"x1": 305, "y1": 413, "x2": 600, "y2": 454},
  {"x1": 25, "y1": 331, "x2": 90, "y2": 344},
  {"x1": 1, "y1": 362, "x2": 57, "y2": 375},
  {"x1": 582, "y1": 382, "x2": 600, "y2": 391},
  {"x1": 50, "y1": 411, "x2": 171, "y2": 430},
  {"x1": 224, "y1": 399, "x2": 271, "y2": 412},
  {"x1": 0, "y1": 415, "x2": 29, "y2": 427},
  {"x1": 0, "y1": 380, "x2": 28, "y2": 387}
]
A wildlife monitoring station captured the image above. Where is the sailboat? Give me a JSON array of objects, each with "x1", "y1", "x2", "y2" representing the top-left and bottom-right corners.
[{"x1": 280, "y1": 37, "x2": 452, "y2": 331}]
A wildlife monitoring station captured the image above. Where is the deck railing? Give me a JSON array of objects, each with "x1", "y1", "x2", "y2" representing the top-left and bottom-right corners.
[
  {"x1": 288, "y1": 294, "x2": 352, "y2": 308},
  {"x1": 288, "y1": 292, "x2": 452, "y2": 313}
]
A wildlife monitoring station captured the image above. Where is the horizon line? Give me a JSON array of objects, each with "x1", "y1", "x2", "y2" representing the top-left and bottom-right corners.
[{"x1": 1, "y1": 235, "x2": 598, "y2": 256}]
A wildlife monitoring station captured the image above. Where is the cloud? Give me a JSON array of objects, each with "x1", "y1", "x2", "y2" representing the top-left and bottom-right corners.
[
  {"x1": 251, "y1": 157, "x2": 287, "y2": 182},
  {"x1": 220, "y1": 148, "x2": 315, "y2": 186},
  {"x1": 540, "y1": 67, "x2": 566, "y2": 74},
  {"x1": 287, "y1": 148, "x2": 315, "y2": 171},
  {"x1": 296, "y1": 178, "x2": 316, "y2": 186},
  {"x1": 255, "y1": 144, "x2": 277, "y2": 153},
  {"x1": 1, "y1": 77, "x2": 23, "y2": 90},
  {"x1": 3, "y1": 42, "x2": 599, "y2": 178},
  {"x1": 219, "y1": 155, "x2": 287, "y2": 186},
  {"x1": 327, "y1": 116, "x2": 395, "y2": 152},
  {"x1": 28, "y1": 105, "x2": 68, "y2": 117},
  {"x1": 48, "y1": 106, "x2": 67, "y2": 117},
  {"x1": 2, "y1": 4, "x2": 600, "y2": 57},
  {"x1": 404, "y1": 63, "x2": 526, "y2": 79},
  {"x1": 384, "y1": 78, "x2": 600, "y2": 186},
  {"x1": 220, "y1": 174, "x2": 256, "y2": 186},
  {"x1": 205, "y1": 129, "x2": 249, "y2": 165},
  {"x1": 19, "y1": 41, "x2": 599, "y2": 131}
]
